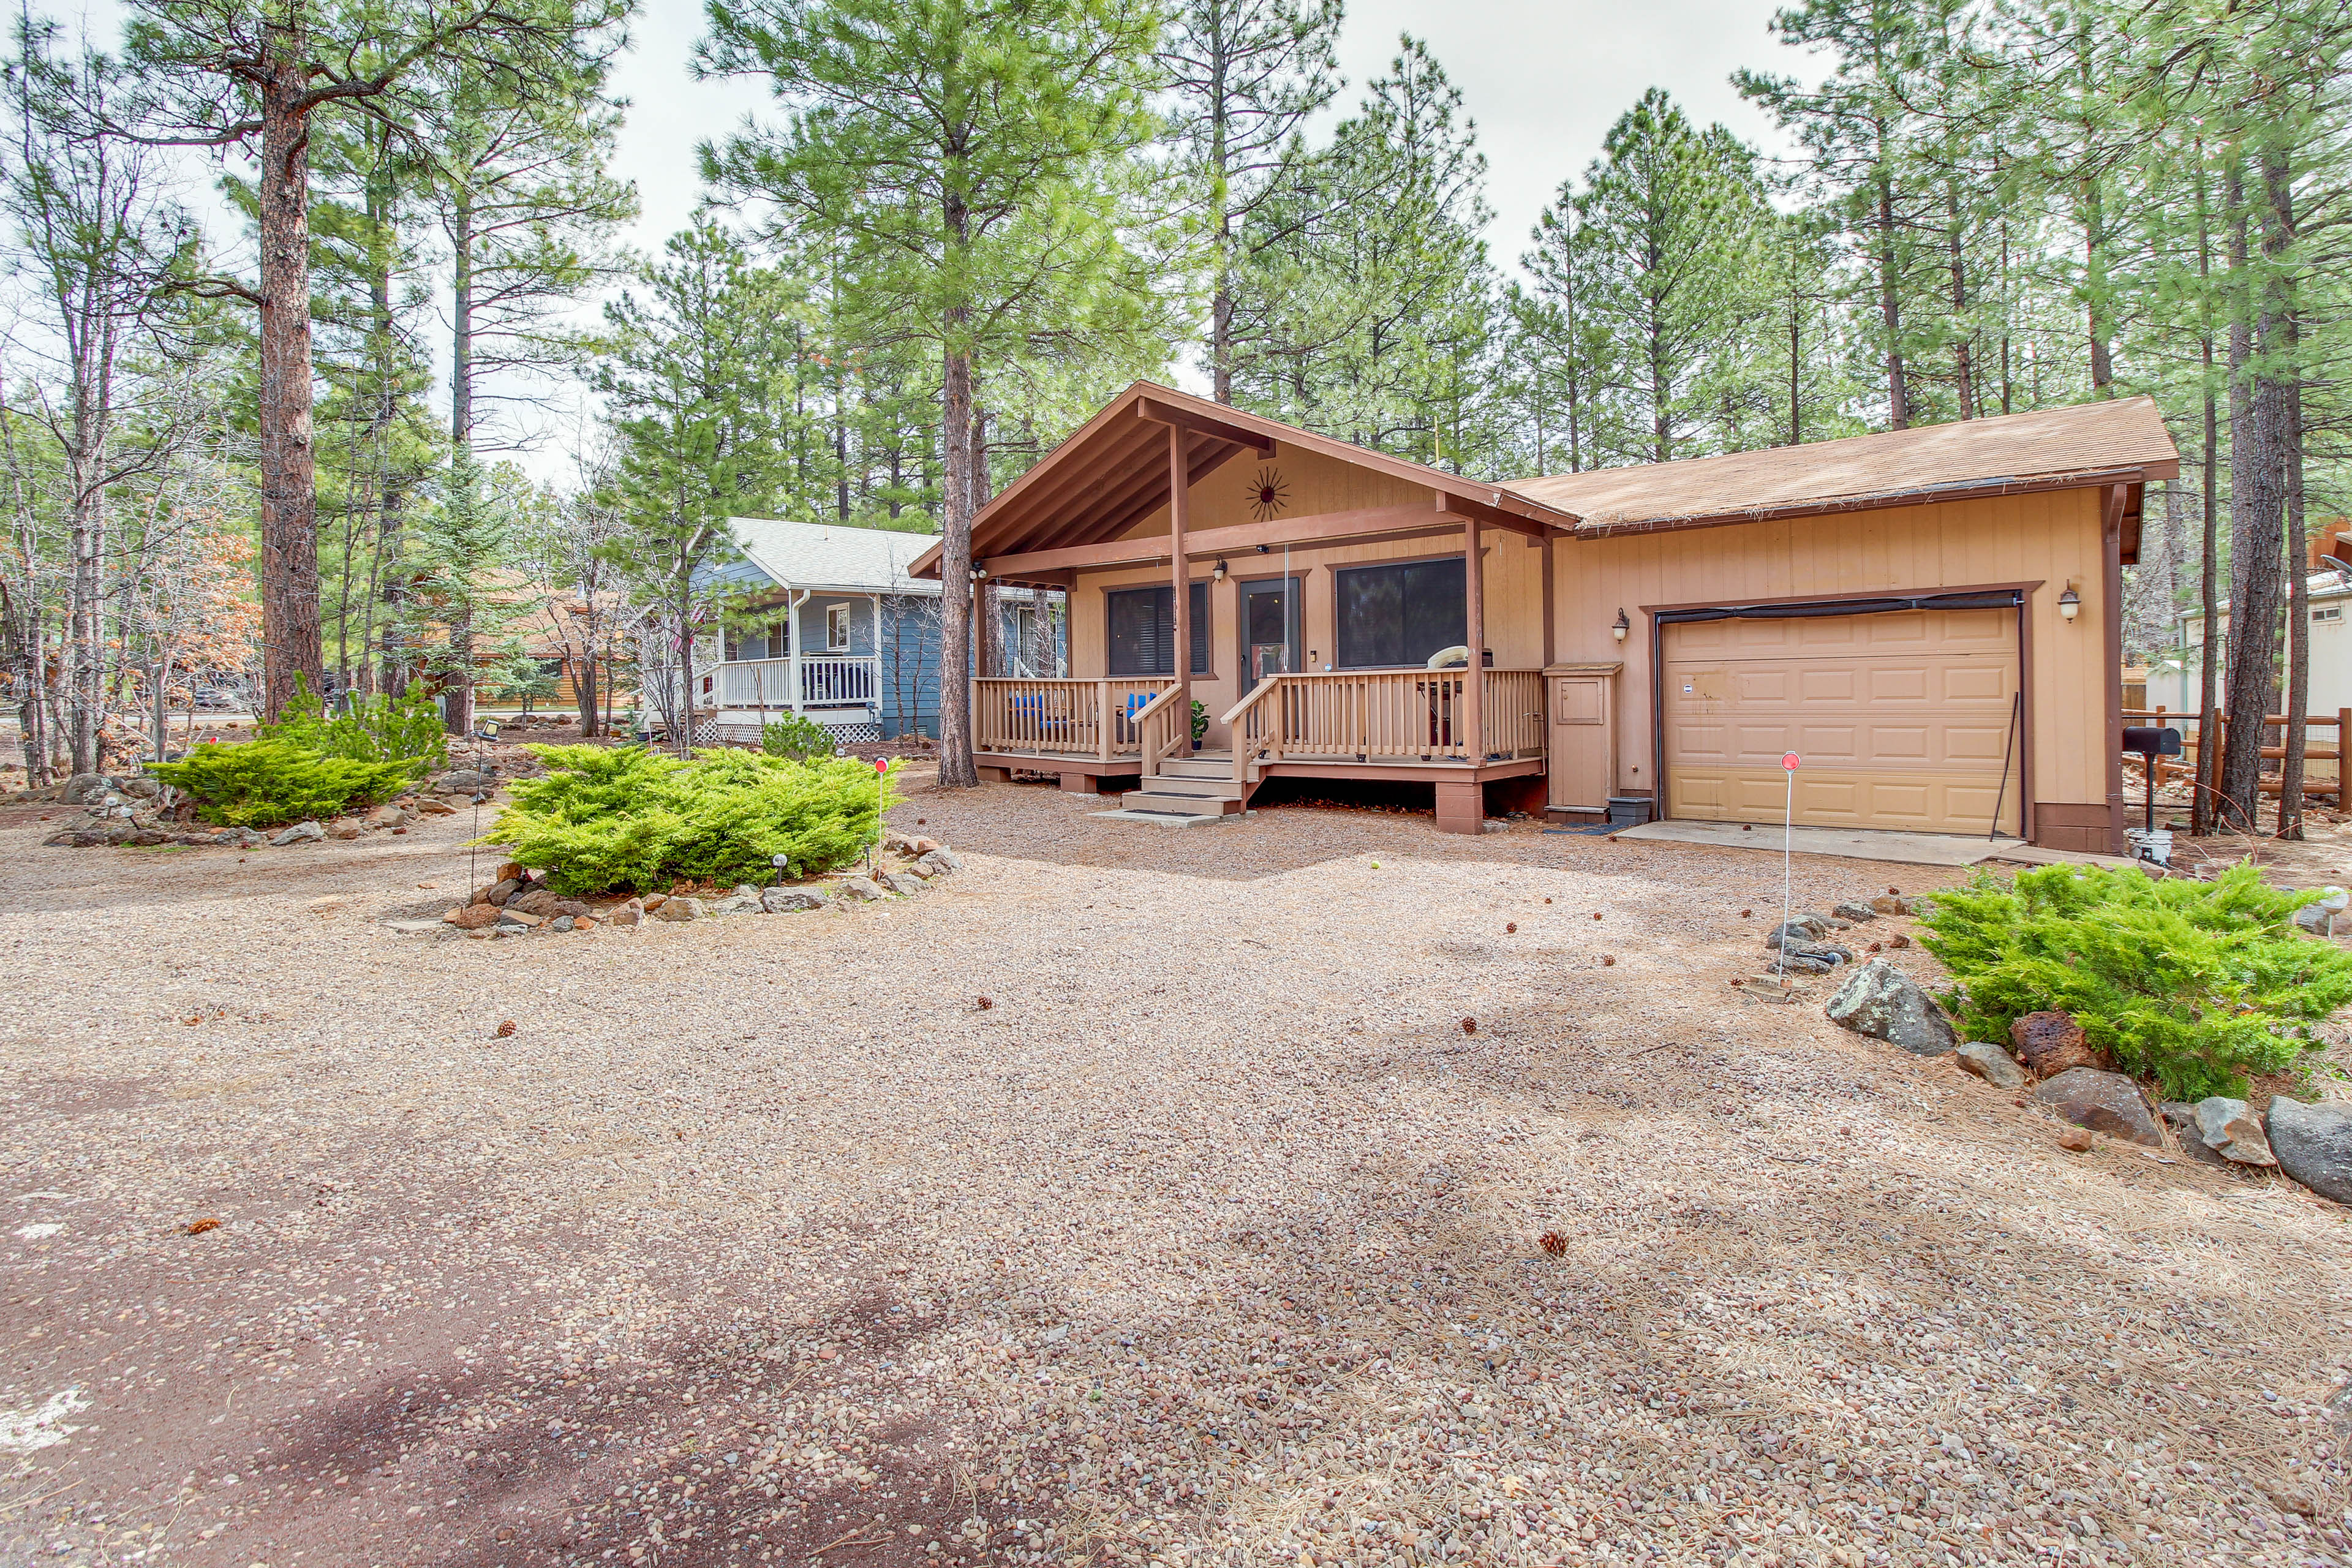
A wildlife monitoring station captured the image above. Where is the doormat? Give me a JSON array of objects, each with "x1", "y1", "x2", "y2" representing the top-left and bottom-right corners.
[{"x1": 1542, "y1": 823, "x2": 1620, "y2": 836}]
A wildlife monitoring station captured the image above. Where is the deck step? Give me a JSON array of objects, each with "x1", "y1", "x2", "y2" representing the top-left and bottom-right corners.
[
  {"x1": 1136, "y1": 774, "x2": 1244, "y2": 800},
  {"x1": 1155, "y1": 757, "x2": 1234, "y2": 780},
  {"x1": 1117, "y1": 790, "x2": 1242, "y2": 816}
]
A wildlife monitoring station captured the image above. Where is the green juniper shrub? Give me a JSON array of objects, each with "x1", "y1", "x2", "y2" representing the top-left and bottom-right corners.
[
  {"x1": 149, "y1": 739, "x2": 415, "y2": 828},
  {"x1": 260, "y1": 673, "x2": 448, "y2": 780},
  {"x1": 760, "y1": 714, "x2": 839, "y2": 761},
  {"x1": 483, "y1": 744, "x2": 897, "y2": 894},
  {"x1": 1918, "y1": 862, "x2": 2352, "y2": 1101}
]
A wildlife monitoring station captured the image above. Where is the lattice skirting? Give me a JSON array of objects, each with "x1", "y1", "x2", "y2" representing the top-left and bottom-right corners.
[{"x1": 821, "y1": 720, "x2": 883, "y2": 744}]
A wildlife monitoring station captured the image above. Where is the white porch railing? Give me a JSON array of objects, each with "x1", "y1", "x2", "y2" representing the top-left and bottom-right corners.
[{"x1": 716, "y1": 656, "x2": 878, "y2": 708}]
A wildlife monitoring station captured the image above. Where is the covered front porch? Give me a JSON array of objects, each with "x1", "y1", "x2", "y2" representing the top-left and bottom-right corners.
[
  {"x1": 971, "y1": 667, "x2": 1549, "y2": 832},
  {"x1": 920, "y1": 384, "x2": 1581, "y2": 834}
]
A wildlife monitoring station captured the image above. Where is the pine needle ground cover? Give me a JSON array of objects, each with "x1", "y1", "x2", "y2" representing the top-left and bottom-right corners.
[
  {"x1": 1918, "y1": 862, "x2": 2352, "y2": 1101},
  {"x1": 484, "y1": 744, "x2": 897, "y2": 895}
]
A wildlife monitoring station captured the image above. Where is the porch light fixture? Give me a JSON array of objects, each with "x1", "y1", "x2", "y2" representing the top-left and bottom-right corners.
[
  {"x1": 2058, "y1": 585, "x2": 2081, "y2": 623},
  {"x1": 1611, "y1": 608, "x2": 1630, "y2": 643},
  {"x1": 970, "y1": 565, "x2": 987, "y2": 581},
  {"x1": 1213, "y1": 559, "x2": 1228, "y2": 582}
]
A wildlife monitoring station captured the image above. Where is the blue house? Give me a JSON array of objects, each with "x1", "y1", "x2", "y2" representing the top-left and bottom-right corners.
[{"x1": 682, "y1": 517, "x2": 1056, "y2": 742}]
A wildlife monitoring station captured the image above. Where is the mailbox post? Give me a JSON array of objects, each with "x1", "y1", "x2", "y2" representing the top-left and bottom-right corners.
[{"x1": 2122, "y1": 725, "x2": 2184, "y2": 832}]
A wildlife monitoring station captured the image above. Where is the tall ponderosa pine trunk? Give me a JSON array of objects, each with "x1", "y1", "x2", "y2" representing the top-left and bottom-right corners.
[
  {"x1": 936, "y1": 333, "x2": 978, "y2": 787},
  {"x1": 2193, "y1": 146, "x2": 2222, "y2": 838},
  {"x1": 255, "y1": 36, "x2": 325, "y2": 718},
  {"x1": 2218, "y1": 163, "x2": 2283, "y2": 831},
  {"x1": 2267, "y1": 146, "x2": 2309, "y2": 838},
  {"x1": 1874, "y1": 151, "x2": 1910, "y2": 429}
]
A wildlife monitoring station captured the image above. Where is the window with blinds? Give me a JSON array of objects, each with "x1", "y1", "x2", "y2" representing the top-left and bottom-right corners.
[
  {"x1": 1334, "y1": 558, "x2": 1466, "y2": 668},
  {"x1": 1106, "y1": 583, "x2": 1211, "y2": 676}
]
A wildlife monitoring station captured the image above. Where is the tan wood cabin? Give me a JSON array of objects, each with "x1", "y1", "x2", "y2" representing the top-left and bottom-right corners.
[{"x1": 910, "y1": 385, "x2": 2179, "y2": 851}]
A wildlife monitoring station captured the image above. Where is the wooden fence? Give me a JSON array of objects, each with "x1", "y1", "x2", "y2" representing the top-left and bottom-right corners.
[{"x1": 2125, "y1": 706, "x2": 2346, "y2": 801}]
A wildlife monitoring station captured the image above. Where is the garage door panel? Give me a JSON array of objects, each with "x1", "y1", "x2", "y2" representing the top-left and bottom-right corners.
[{"x1": 1664, "y1": 605, "x2": 2019, "y2": 835}]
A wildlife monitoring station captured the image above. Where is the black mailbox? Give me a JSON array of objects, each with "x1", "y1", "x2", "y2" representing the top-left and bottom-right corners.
[{"x1": 2122, "y1": 726, "x2": 2183, "y2": 758}]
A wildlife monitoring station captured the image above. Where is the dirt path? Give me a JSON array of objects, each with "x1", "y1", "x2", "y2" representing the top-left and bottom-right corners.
[{"x1": 1, "y1": 783, "x2": 2346, "y2": 1568}]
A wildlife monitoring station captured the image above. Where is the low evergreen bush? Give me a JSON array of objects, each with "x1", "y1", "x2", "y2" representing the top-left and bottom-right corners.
[
  {"x1": 261, "y1": 674, "x2": 447, "y2": 780},
  {"x1": 1918, "y1": 862, "x2": 2352, "y2": 1101},
  {"x1": 149, "y1": 739, "x2": 415, "y2": 827},
  {"x1": 483, "y1": 744, "x2": 896, "y2": 894},
  {"x1": 760, "y1": 714, "x2": 839, "y2": 761}
]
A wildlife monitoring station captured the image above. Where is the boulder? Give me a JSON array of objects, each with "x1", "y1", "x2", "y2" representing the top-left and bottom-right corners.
[
  {"x1": 607, "y1": 899, "x2": 644, "y2": 927},
  {"x1": 2034, "y1": 1068, "x2": 2163, "y2": 1148},
  {"x1": 1824, "y1": 959, "x2": 1957, "y2": 1055},
  {"x1": 2010, "y1": 1011, "x2": 2103, "y2": 1077},
  {"x1": 653, "y1": 896, "x2": 704, "y2": 922},
  {"x1": 1765, "y1": 917, "x2": 1828, "y2": 945},
  {"x1": 762, "y1": 887, "x2": 825, "y2": 914},
  {"x1": 1869, "y1": 894, "x2": 1912, "y2": 916},
  {"x1": 878, "y1": 870, "x2": 925, "y2": 897},
  {"x1": 364, "y1": 805, "x2": 405, "y2": 828},
  {"x1": 914, "y1": 847, "x2": 963, "y2": 876},
  {"x1": 1765, "y1": 953, "x2": 1835, "y2": 976},
  {"x1": 641, "y1": 892, "x2": 668, "y2": 911},
  {"x1": 495, "y1": 909, "x2": 542, "y2": 930},
  {"x1": 269, "y1": 820, "x2": 326, "y2": 846},
  {"x1": 61, "y1": 771, "x2": 108, "y2": 803},
  {"x1": 1954, "y1": 1041, "x2": 2027, "y2": 1090},
  {"x1": 837, "y1": 875, "x2": 884, "y2": 902},
  {"x1": 549, "y1": 916, "x2": 575, "y2": 933},
  {"x1": 2191, "y1": 1097, "x2": 2277, "y2": 1167},
  {"x1": 444, "y1": 903, "x2": 500, "y2": 930},
  {"x1": 328, "y1": 824, "x2": 363, "y2": 840},
  {"x1": 2291, "y1": 887, "x2": 2350, "y2": 935},
  {"x1": 480, "y1": 877, "x2": 522, "y2": 907},
  {"x1": 711, "y1": 891, "x2": 766, "y2": 915},
  {"x1": 121, "y1": 775, "x2": 161, "y2": 799},
  {"x1": 506, "y1": 887, "x2": 562, "y2": 918},
  {"x1": 415, "y1": 798, "x2": 457, "y2": 816},
  {"x1": 552, "y1": 899, "x2": 590, "y2": 919},
  {"x1": 2160, "y1": 1103, "x2": 2236, "y2": 1169},
  {"x1": 435, "y1": 769, "x2": 494, "y2": 794},
  {"x1": 2264, "y1": 1098, "x2": 2352, "y2": 1205},
  {"x1": 1831, "y1": 901, "x2": 1878, "y2": 922}
]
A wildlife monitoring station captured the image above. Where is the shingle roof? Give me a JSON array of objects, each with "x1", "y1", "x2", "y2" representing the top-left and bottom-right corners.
[
  {"x1": 1513, "y1": 396, "x2": 2180, "y2": 536},
  {"x1": 729, "y1": 518, "x2": 945, "y2": 594}
]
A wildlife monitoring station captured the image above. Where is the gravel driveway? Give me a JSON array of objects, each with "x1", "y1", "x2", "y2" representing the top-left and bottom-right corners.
[{"x1": 1, "y1": 778, "x2": 2347, "y2": 1568}]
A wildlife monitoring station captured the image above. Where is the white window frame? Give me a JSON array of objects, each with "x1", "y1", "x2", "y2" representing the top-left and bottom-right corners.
[{"x1": 826, "y1": 605, "x2": 851, "y2": 651}]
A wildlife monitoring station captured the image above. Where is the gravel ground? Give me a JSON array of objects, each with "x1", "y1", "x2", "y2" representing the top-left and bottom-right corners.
[{"x1": 2, "y1": 775, "x2": 2350, "y2": 1568}]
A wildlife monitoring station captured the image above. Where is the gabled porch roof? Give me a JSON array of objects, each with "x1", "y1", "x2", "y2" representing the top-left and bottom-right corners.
[{"x1": 906, "y1": 383, "x2": 1581, "y2": 583}]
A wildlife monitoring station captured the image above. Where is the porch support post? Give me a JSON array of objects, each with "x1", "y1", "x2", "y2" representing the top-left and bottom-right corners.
[
  {"x1": 787, "y1": 586, "x2": 806, "y2": 717},
  {"x1": 1168, "y1": 423, "x2": 1191, "y2": 725},
  {"x1": 1463, "y1": 513, "x2": 1484, "y2": 763}
]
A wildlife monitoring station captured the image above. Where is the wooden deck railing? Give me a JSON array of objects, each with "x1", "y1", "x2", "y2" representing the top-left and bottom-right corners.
[
  {"x1": 1224, "y1": 668, "x2": 1547, "y2": 783},
  {"x1": 972, "y1": 677, "x2": 1174, "y2": 760},
  {"x1": 1131, "y1": 684, "x2": 1191, "y2": 775},
  {"x1": 2126, "y1": 706, "x2": 2346, "y2": 799}
]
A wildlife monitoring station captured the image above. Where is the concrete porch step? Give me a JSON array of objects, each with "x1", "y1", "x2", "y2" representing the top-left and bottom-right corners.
[{"x1": 1117, "y1": 790, "x2": 1243, "y2": 816}]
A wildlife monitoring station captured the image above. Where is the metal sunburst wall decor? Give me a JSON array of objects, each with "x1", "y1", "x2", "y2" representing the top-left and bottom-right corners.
[{"x1": 1248, "y1": 466, "x2": 1291, "y2": 521}]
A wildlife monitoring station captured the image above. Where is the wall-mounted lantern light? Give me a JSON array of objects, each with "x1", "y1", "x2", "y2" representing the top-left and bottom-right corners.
[
  {"x1": 1612, "y1": 608, "x2": 1630, "y2": 644},
  {"x1": 1212, "y1": 559, "x2": 1229, "y2": 583},
  {"x1": 2058, "y1": 585, "x2": 2081, "y2": 623}
]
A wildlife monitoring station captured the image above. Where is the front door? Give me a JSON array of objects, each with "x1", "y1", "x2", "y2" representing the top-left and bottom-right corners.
[{"x1": 1241, "y1": 577, "x2": 1303, "y2": 682}]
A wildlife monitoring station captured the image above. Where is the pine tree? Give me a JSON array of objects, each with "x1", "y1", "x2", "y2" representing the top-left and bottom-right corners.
[
  {"x1": 1158, "y1": 0, "x2": 1341, "y2": 404},
  {"x1": 596, "y1": 223, "x2": 795, "y2": 756},
  {"x1": 697, "y1": 0, "x2": 1167, "y2": 786}
]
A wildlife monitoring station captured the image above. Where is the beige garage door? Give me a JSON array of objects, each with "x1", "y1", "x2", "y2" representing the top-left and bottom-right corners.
[{"x1": 1664, "y1": 606, "x2": 2020, "y2": 835}]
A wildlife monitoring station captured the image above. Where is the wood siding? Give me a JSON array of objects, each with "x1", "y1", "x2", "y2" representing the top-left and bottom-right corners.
[{"x1": 1553, "y1": 488, "x2": 2111, "y2": 818}]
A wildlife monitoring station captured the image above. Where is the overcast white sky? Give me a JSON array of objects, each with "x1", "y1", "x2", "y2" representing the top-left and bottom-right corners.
[
  {"x1": 617, "y1": 0, "x2": 1800, "y2": 276},
  {"x1": 57, "y1": 0, "x2": 1809, "y2": 472}
]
